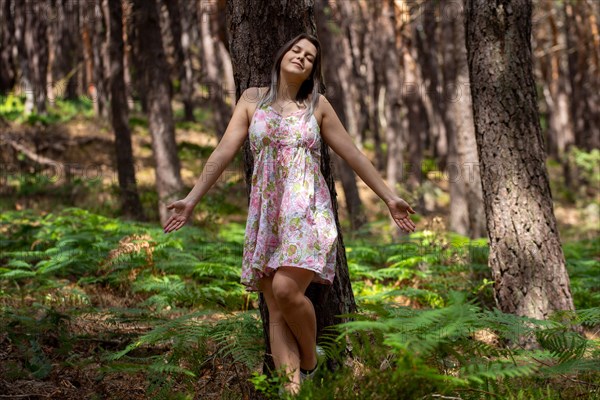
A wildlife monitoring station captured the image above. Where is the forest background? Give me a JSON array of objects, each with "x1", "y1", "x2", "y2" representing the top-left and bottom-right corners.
[{"x1": 0, "y1": 0, "x2": 599, "y2": 399}]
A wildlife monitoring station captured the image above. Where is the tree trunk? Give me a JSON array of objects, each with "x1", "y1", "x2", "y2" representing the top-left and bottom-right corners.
[
  {"x1": 48, "y1": 0, "x2": 79, "y2": 100},
  {"x1": 564, "y1": 0, "x2": 600, "y2": 152},
  {"x1": 162, "y1": 0, "x2": 192, "y2": 120},
  {"x1": 226, "y1": 0, "x2": 357, "y2": 375},
  {"x1": 24, "y1": 0, "x2": 48, "y2": 115},
  {"x1": 199, "y1": 1, "x2": 231, "y2": 139},
  {"x1": 131, "y1": 0, "x2": 183, "y2": 224},
  {"x1": 175, "y1": 0, "x2": 196, "y2": 121},
  {"x1": 465, "y1": 0, "x2": 575, "y2": 318},
  {"x1": 402, "y1": 44, "x2": 428, "y2": 192},
  {"x1": 105, "y1": 0, "x2": 145, "y2": 221},
  {"x1": 12, "y1": 0, "x2": 34, "y2": 114},
  {"x1": 535, "y1": 0, "x2": 574, "y2": 160},
  {"x1": 415, "y1": 0, "x2": 448, "y2": 170},
  {"x1": 0, "y1": 0, "x2": 16, "y2": 92},
  {"x1": 442, "y1": 0, "x2": 486, "y2": 238},
  {"x1": 90, "y1": 0, "x2": 109, "y2": 118},
  {"x1": 126, "y1": 0, "x2": 147, "y2": 112},
  {"x1": 316, "y1": 0, "x2": 366, "y2": 231}
]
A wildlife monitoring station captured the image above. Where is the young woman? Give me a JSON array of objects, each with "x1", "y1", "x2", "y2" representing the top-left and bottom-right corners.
[{"x1": 163, "y1": 33, "x2": 416, "y2": 395}]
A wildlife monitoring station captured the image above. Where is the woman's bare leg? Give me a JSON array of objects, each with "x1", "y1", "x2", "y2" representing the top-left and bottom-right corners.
[
  {"x1": 259, "y1": 275, "x2": 302, "y2": 392},
  {"x1": 272, "y1": 267, "x2": 318, "y2": 371}
]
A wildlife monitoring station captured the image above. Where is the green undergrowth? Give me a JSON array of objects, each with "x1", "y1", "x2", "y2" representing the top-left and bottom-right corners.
[
  {"x1": 0, "y1": 94, "x2": 95, "y2": 125},
  {"x1": 1, "y1": 208, "x2": 599, "y2": 399}
]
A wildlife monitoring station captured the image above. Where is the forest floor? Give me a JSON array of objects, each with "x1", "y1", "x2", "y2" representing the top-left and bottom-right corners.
[{"x1": 1, "y1": 106, "x2": 599, "y2": 399}]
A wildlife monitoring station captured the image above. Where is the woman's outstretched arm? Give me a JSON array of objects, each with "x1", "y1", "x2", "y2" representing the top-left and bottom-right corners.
[
  {"x1": 163, "y1": 89, "x2": 254, "y2": 233},
  {"x1": 317, "y1": 94, "x2": 416, "y2": 232}
]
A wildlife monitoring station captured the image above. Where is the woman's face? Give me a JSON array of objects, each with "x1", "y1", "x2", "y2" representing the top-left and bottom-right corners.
[{"x1": 281, "y1": 38, "x2": 318, "y2": 81}]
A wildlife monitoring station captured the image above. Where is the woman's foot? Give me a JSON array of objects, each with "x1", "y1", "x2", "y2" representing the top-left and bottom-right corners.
[{"x1": 299, "y1": 362, "x2": 318, "y2": 382}]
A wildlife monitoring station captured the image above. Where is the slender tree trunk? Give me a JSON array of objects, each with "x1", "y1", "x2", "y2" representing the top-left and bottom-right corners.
[
  {"x1": 49, "y1": 0, "x2": 79, "y2": 100},
  {"x1": 536, "y1": 0, "x2": 574, "y2": 160},
  {"x1": 402, "y1": 44, "x2": 428, "y2": 192},
  {"x1": 90, "y1": 0, "x2": 109, "y2": 118},
  {"x1": 0, "y1": 0, "x2": 16, "y2": 92},
  {"x1": 316, "y1": 0, "x2": 366, "y2": 231},
  {"x1": 452, "y1": 59, "x2": 487, "y2": 238},
  {"x1": 375, "y1": 2, "x2": 406, "y2": 203},
  {"x1": 105, "y1": 0, "x2": 144, "y2": 221},
  {"x1": 199, "y1": 1, "x2": 231, "y2": 139},
  {"x1": 227, "y1": 0, "x2": 357, "y2": 375},
  {"x1": 163, "y1": 0, "x2": 191, "y2": 119},
  {"x1": 465, "y1": 0, "x2": 575, "y2": 318},
  {"x1": 441, "y1": 0, "x2": 486, "y2": 238},
  {"x1": 176, "y1": 0, "x2": 196, "y2": 121},
  {"x1": 24, "y1": 0, "x2": 48, "y2": 115},
  {"x1": 416, "y1": 0, "x2": 448, "y2": 170},
  {"x1": 440, "y1": 2, "x2": 468, "y2": 236},
  {"x1": 564, "y1": 0, "x2": 600, "y2": 151},
  {"x1": 126, "y1": 1, "x2": 146, "y2": 112},
  {"x1": 131, "y1": 0, "x2": 183, "y2": 224},
  {"x1": 13, "y1": 0, "x2": 34, "y2": 114}
]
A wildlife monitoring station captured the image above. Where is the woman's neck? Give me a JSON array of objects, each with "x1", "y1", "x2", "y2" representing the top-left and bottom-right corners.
[{"x1": 276, "y1": 75, "x2": 302, "y2": 103}]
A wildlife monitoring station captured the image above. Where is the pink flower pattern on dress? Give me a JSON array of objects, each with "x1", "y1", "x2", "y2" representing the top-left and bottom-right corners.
[{"x1": 241, "y1": 104, "x2": 338, "y2": 292}]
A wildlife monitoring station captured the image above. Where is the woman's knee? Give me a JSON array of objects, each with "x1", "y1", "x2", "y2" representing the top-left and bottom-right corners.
[{"x1": 272, "y1": 280, "x2": 303, "y2": 309}]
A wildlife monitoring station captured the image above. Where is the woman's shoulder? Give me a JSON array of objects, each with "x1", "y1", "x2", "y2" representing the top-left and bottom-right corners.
[{"x1": 242, "y1": 87, "x2": 269, "y2": 102}]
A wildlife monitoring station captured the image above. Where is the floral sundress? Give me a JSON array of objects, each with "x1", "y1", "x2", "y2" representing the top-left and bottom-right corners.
[{"x1": 240, "y1": 103, "x2": 338, "y2": 292}]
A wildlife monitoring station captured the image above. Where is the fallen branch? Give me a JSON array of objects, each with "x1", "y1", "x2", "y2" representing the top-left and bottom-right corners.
[{"x1": 7, "y1": 139, "x2": 62, "y2": 167}]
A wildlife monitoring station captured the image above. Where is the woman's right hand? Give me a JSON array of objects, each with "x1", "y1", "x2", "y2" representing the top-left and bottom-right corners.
[{"x1": 163, "y1": 199, "x2": 195, "y2": 233}]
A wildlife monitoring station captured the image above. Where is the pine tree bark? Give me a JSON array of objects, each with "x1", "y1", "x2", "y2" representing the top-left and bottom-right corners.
[
  {"x1": 465, "y1": 0, "x2": 575, "y2": 318},
  {"x1": 226, "y1": 0, "x2": 357, "y2": 375},
  {"x1": 131, "y1": 0, "x2": 183, "y2": 224},
  {"x1": 105, "y1": 0, "x2": 144, "y2": 221}
]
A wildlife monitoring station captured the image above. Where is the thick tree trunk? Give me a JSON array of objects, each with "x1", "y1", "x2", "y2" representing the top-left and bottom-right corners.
[
  {"x1": 227, "y1": 0, "x2": 357, "y2": 375},
  {"x1": 105, "y1": 0, "x2": 144, "y2": 221},
  {"x1": 131, "y1": 0, "x2": 183, "y2": 224},
  {"x1": 465, "y1": 0, "x2": 575, "y2": 318}
]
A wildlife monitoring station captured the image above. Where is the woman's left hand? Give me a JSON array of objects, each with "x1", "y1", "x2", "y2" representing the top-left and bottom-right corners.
[{"x1": 386, "y1": 197, "x2": 417, "y2": 233}]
